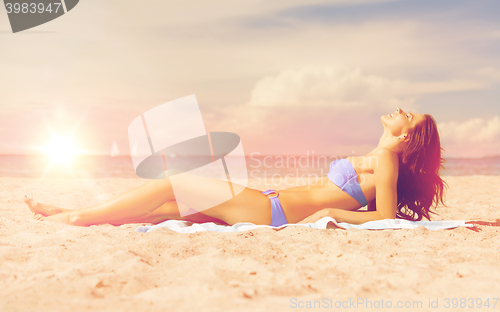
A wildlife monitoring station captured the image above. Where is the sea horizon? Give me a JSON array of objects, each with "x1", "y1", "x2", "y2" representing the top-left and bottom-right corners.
[{"x1": 2, "y1": 153, "x2": 500, "y2": 159}]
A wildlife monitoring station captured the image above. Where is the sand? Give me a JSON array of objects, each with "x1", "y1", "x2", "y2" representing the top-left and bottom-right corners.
[{"x1": 1, "y1": 176, "x2": 499, "y2": 312}]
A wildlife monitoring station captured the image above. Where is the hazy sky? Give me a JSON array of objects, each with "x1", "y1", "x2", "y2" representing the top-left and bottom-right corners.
[{"x1": 1, "y1": 0, "x2": 499, "y2": 158}]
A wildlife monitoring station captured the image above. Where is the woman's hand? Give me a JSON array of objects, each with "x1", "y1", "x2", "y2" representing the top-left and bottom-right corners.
[{"x1": 297, "y1": 209, "x2": 334, "y2": 224}]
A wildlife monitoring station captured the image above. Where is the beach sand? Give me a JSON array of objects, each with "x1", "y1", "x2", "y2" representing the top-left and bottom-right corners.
[{"x1": 1, "y1": 176, "x2": 499, "y2": 311}]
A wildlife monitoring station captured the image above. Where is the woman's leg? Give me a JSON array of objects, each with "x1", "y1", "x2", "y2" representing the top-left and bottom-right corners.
[
  {"x1": 106, "y1": 201, "x2": 228, "y2": 226},
  {"x1": 25, "y1": 172, "x2": 274, "y2": 226},
  {"x1": 24, "y1": 177, "x2": 175, "y2": 226}
]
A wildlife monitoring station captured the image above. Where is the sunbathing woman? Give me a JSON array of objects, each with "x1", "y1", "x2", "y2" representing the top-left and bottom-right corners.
[{"x1": 23, "y1": 108, "x2": 448, "y2": 227}]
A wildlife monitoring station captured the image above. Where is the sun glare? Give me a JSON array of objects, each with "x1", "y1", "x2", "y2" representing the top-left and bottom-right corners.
[{"x1": 44, "y1": 136, "x2": 78, "y2": 165}]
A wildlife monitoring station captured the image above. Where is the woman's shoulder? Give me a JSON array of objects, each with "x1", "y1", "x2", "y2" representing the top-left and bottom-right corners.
[
  {"x1": 352, "y1": 147, "x2": 399, "y2": 175},
  {"x1": 372, "y1": 148, "x2": 400, "y2": 174},
  {"x1": 365, "y1": 147, "x2": 399, "y2": 164},
  {"x1": 348, "y1": 148, "x2": 400, "y2": 176}
]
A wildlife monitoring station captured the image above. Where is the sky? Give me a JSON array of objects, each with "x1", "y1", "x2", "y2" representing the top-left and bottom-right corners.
[{"x1": 1, "y1": 0, "x2": 499, "y2": 158}]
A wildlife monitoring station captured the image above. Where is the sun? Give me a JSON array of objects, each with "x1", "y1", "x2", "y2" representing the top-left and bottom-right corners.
[{"x1": 44, "y1": 135, "x2": 78, "y2": 165}]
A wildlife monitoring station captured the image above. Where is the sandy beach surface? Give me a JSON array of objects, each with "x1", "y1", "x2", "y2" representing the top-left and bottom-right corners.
[{"x1": 1, "y1": 176, "x2": 499, "y2": 312}]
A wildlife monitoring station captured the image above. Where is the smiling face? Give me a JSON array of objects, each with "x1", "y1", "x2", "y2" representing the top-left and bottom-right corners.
[{"x1": 381, "y1": 108, "x2": 426, "y2": 138}]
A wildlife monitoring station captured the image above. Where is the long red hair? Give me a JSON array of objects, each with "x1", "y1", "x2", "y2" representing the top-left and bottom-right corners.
[
  {"x1": 395, "y1": 114, "x2": 448, "y2": 220},
  {"x1": 367, "y1": 114, "x2": 448, "y2": 219}
]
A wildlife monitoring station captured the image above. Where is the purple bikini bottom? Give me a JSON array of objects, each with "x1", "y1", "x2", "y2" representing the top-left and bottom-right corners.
[{"x1": 261, "y1": 189, "x2": 288, "y2": 227}]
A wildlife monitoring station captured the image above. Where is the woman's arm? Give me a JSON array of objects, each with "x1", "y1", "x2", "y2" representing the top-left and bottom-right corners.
[
  {"x1": 297, "y1": 208, "x2": 386, "y2": 224},
  {"x1": 372, "y1": 147, "x2": 399, "y2": 219},
  {"x1": 327, "y1": 208, "x2": 386, "y2": 224}
]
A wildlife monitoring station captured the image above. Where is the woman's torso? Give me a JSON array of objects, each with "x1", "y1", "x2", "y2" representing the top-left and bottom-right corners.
[{"x1": 279, "y1": 151, "x2": 383, "y2": 223}]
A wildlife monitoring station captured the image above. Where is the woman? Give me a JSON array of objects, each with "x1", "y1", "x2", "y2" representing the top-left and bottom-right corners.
[{"x1": 23, "y1": 108, "x2": 448, "y2": 227}]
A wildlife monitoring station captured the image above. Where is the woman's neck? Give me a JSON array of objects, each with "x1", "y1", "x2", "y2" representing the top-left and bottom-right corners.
[{"x1": 365, "y1": 129, "x2": 404, "y2": 156}]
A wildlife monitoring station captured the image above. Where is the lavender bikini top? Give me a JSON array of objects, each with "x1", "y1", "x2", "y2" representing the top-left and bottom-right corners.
[{"x1": 327, "y1": 158, "x2": 368, "y2": 207}]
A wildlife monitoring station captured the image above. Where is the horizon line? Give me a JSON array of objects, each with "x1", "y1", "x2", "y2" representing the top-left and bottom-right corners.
[{"x1": 0, "y1": 153, "x2": 499, "y2": 160}]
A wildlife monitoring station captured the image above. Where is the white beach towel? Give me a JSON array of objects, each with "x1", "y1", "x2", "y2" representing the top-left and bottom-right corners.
[{"x1": 135, "y1": 217, "x2": 472, "y2": 234}]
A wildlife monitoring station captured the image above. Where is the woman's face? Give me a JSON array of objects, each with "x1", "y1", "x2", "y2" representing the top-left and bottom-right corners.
[{"x1": 381, "y1": 108, "x2": 426, "y2": 137}]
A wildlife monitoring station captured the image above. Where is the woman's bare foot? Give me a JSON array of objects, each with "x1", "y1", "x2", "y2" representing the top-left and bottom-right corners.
[
  {"x1": 22, "y1": 195, "x2": 72, "y2": 216},
  {"x1": 33, "y1": 213, "x2": 45, "y2": 221}
]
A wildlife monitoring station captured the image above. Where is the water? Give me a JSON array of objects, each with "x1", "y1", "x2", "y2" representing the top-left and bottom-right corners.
[{"x1": 0, "y1": 154, "x2": 499, "y2": 178}]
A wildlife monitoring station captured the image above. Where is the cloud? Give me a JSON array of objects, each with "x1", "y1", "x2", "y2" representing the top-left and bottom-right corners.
[
  {"x1": 247, "y1": 67, "x2": 485, "y2": 109},
  {"x1": 2, "y1": 0, "x2": 499, "y2": 158},
  {"x1": 438, "y1": 116, "x2": 500, "y2": 144}
]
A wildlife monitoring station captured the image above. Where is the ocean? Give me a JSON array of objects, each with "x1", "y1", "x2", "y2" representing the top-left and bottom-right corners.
[{"x1": 1, "y1": 154, "x2": 499, "y2": 178}]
